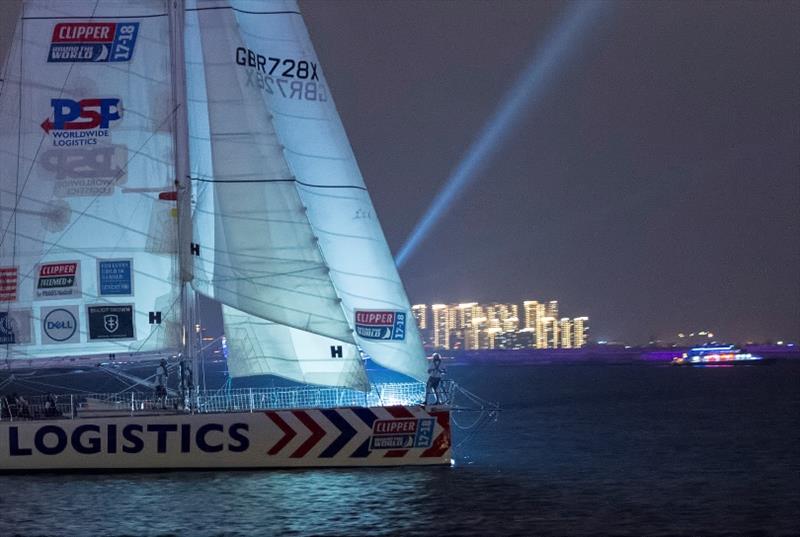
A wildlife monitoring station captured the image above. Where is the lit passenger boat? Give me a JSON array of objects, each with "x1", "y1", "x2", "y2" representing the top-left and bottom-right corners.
[{"x1": 671, "y1": 346, "x2": 764, "y2": 366}]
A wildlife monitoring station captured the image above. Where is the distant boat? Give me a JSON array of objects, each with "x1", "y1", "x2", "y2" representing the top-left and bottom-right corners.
[{"x1": 671, "y1": 345, "x2": 764, "y2": 366}]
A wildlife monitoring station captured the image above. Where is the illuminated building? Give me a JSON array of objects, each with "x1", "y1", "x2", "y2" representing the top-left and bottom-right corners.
[
  {"x1": 573, "y1": 316, "x2": 589, "y2": 348},
  {"x1": 456, "y1": 303, "x2": 484, "y2": 350},
  {"x1": 411, "y1": 304, "x2": 427, "y2": 330},
  {"x1": 523, "y1": 300, "x2": 548, "y2": 348},
  {"x1": 523, "y1": 300, "x2": 540, "y2": 330},
  {"x1": 542, "y1": 316, "x2": 559, "y2": 348},
  {"x1": 559, "y1": 318, "x2": 573, "y2": 349},
  {"x1": 431, "y1": 304, "x2": 450, "y2": 349},
  {"x1": 546, "y1": 300, "x2": 559, "y2": 319}
]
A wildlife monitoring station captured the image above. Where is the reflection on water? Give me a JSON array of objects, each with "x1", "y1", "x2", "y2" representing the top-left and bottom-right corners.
[{"x1": 2, "y1": 362, "x2": 799, "y2": 536}]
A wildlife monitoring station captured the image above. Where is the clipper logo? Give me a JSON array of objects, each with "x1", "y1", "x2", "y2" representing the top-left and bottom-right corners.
[
  {"x1": 355, "y1": 310, "x2": 407, "y2": 341},
  {"x1": 48, "y1": 22, "x2": 139, "y2": 63},
  {"x1": 41, "y1": 98, "x2": 122, "y2": 147},
  {"x1": 370, "y1": 418, "x2": 435, "y2": 450},
  {"x1": 35, "y1": 261, "x2": 81, "y2": 299}
]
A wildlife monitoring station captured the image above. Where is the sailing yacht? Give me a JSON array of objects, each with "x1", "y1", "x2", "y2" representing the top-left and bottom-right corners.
[{"x1": 0, "y1": 0, "x2": 452, "y2": 470}]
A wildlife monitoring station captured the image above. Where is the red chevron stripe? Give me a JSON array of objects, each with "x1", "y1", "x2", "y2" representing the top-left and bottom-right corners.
[
  {"x1": 421, "y1": 410, "x2": 451, "y2": 458},
  {"x1": 290, "y1": 410, "x2": 326, "y2": 458},
  {"x1": 265, "y1": 411, "x2": 296, "y2": 456},
  {"x1": 385, "y1": 406, "x2": 414, "y2": 419},
  {"x1": 384, "y1": 450, "x2": 408, "y2": 458}
]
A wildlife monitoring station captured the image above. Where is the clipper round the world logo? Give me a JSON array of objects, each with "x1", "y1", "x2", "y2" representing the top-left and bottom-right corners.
[
  {"x1": 48, "y1": 22, "x2": 139, "y2": 63},
  {"x1": 354, "y1": 311, "x2": 407, "y2": 340}
]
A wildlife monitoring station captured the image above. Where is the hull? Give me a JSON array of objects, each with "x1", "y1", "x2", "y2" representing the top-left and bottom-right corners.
[{"x1": 0, "y1": 405, "x2": 451, "y2": 471}]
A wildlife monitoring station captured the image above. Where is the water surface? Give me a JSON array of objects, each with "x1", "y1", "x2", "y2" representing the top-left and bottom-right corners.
[{"x1": 1, "y1": 361, "x2": 798, "y2": 536}]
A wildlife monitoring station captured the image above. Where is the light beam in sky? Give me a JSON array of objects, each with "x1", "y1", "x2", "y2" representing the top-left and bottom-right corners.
[{"x1": 395, "y1": 1, "x2": 611, "y2": 267}]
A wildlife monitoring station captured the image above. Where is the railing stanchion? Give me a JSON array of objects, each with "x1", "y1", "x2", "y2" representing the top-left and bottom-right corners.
[{"x1": 249, "y1": 388, "x2": 254, "y2": 412}]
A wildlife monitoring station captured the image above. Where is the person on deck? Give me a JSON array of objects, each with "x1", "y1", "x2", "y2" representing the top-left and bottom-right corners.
[
  {"x1": 424, "y1": 353, "x2": 446, "y2": 405},
  {"x1": 155, "y1": 359, "x2": 169, "y2": 410},
  {"x1": 44, "y1": 393, "x2": 60, "y2": 417}
]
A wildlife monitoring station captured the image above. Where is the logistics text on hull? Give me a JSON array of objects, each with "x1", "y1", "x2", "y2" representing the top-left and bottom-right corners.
[{"x1": 0, "y1": 406, "x2": 451, "y2": 471}]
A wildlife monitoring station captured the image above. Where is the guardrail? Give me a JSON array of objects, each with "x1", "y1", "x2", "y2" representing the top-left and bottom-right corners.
[{"x1": 0, "y1": 381, "x2": 452, "y2": 422}]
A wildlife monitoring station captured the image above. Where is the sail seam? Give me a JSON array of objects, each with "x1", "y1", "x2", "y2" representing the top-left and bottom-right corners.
[
  {"x1": 191, "y1": 176, "x2": 367, "y2": 191},
  {"x1": 186, "y1": 7, "x2": 301, "y2": 16}
]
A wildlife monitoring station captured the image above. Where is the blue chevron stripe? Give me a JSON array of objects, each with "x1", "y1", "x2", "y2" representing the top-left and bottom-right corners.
[
  {"x1": 351, "y1": 438, "x2": 371, "y2": 458},
  {"x1": 349, "y1": 408, "x2": 378, "y2": 458},
  {"x1": 319, "y1": 409, "x2": 357, "y2": 458},
  {"x1": 351, "y1": 407, "x2": 377, "y2": 428}
]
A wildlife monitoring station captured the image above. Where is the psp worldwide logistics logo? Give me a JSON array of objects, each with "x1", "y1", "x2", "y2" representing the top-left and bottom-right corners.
[
  {"x1": 41, "y1": 98, "x2": 122, "y2": 147},
  {"x1": 48, "y1": 22, "x2": 139, "y2": 63}
]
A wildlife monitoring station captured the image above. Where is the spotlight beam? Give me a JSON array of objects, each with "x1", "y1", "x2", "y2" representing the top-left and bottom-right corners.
[{"x1": 395, "y1": 1, "x2": 611, "y2": 267}]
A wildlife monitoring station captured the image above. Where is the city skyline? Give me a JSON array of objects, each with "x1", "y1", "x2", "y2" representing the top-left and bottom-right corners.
[
  {"x1": 411, "y1": 300, "x2": 589, "y2": 351},
  {"x1": 303, "y1": 1, "x2": 800, "y2": 344}
]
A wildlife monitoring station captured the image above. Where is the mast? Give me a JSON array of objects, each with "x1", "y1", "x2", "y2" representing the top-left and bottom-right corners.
[{"x1": 168, "y1": 0, "x2": 196, "y2": 400}]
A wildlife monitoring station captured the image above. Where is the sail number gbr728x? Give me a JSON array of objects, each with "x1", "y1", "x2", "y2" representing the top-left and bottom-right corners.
[{"x1": 236, "y1": 46, "x2": 327, "y2": 102}]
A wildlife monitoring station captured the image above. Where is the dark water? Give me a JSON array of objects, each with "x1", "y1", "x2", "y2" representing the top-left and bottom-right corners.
[{"x1": 1, "y1": 361, "x2": 799, "y2": 536}]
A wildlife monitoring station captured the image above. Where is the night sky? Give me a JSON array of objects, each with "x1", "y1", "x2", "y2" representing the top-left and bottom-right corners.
[{"x1": 301, "y1": 0, "x2": 800, "y2": 344}]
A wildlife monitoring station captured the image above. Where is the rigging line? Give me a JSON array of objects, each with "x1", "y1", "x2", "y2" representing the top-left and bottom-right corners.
[
  {"x1": 1, "y1": 0, "x2": 101, "y2": 250},
  {"x1": 328, "y1": 266, "x2": 401, "y2": 285},
  {"x1": 5, "y1": 6, "x2": 26, "y2": 374},
  {"x1": 190, "y1": 176, "x2": 368, "y2": 191},
  {"x1": 123, "y1": 295, "x2": 181, "y2": 356},
  {"x1": 13, "y1": 376, "x2": 88, "y2": 394},
  {"x1": 98, "y1": 366, "x2": 138, "y2": 390}
]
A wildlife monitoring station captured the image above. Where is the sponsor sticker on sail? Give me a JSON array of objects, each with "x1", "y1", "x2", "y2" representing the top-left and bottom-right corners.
[
  {"x1": 41, "y1": 98, "x2": 122, "y2": 148},
  {"x1": 87, "y1": 304, "x2": 135, "y2": 340},
  {"x1": 35, "y1": 261, "x2": 81, "y2": 300},
  {"x1": 0, "y1": 267, "x2": 18, "y2": 302},
  {"x1": 48, "y1": 22, "x2": 140, "y2": 63},
  {"x1": 354, "y1": 310, "x2": 407, "y2": 340},
  {"x1": 97, "y1": 259, "x2": 133, "y2": 296},
  {"x1": 0, "y1": 309, "x2": 33, "y2": 344},
  {"x1": 41, "y1": 305, "x2": 80, "y2": 344}
]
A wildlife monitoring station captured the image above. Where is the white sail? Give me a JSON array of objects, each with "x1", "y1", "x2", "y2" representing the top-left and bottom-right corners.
[
  {"x1": 185, "y1": 1, "x2": 353, "y2": 343},
  {"x1": 184, "y1": 1, "x2": 368, "y2": 389},
  {"x1": 0, "y1": 0, "x2": 180, "y2": 360},
  {"x1": 218, "y1": 0, "x2": 428, "y2": 381},
  {"x1": 222, "y1": 304, "x2": 368, "y2": 390}
]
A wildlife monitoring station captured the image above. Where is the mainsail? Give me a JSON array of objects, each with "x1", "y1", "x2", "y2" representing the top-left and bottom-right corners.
[
  {"x1": 0, "y1": 0, "x2": 427, "y2": 389},
  {"x1": 0, "y1": 0, "x2": 180, "y2": 361}
]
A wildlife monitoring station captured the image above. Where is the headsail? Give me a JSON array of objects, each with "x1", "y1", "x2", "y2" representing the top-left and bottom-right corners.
[
  {"x1": 219, "y1": 0, "x2": 429, "y2": 381},
  {"x1": 185, "y1": 1, "x2": 368, "y2": 389},
  {"x1": 0, "y1": 0, "x2": 181, "y2": 361}
]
